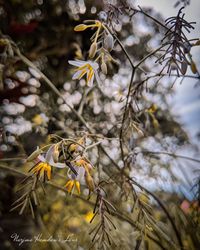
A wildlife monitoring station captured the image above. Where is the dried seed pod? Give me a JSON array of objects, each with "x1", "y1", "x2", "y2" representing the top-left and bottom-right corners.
[
  {"x1": 191, "y1": 60, "x2": 197, "y2": 74},
  {"x1": 89, "y1": 42, "x2": 97, "y2": 58},
  {"x1": 180, "y1": 61, "x2": 188, "y2": 75},
  {"x1": 101, "y1": 61, "x2": 107, "y2": 74},
  {"x1": 104, "y1": 34, "x2": 114, "y2": 52}
]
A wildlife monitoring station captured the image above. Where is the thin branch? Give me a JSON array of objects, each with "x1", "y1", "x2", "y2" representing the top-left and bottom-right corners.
[
  {"x1": 142, "y1": 150, "x2": 200, "y2": 164},
  {"x1": 135, "y1": 43, "x2": 168, "y2": 69},
  {"x1": 119, "y1": 69, "x2": 135, "y2": 164},
  {"x1": 104, "y1": 24, "x2": 136, "y2": 166}
]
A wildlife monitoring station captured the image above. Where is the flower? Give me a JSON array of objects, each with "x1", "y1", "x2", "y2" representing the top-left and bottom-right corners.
[
  {"x1": 74, "y1": 157, "x2": 95, "y2": 191},
  {"x1": 30, "y1": 162, "x2": 51, "y2": 181},
  {"x1": 74, "y1": 157, "x2": 93, "y2": 173},
  {"x1": 29, "y1": 145, "x2": 66, "y2": 180},
  {"x1": 37, "y1": 145, "x2": 66, "y2": 169},
  {"x1": 65, "y1": 166, "x2": 85, "y2": 194},
  {"x1": 68, "y1": 60, "x2": 101, "y2": 86},
  {"x1": 65, "y1": 179, "x2": 81, "y2": 194}
]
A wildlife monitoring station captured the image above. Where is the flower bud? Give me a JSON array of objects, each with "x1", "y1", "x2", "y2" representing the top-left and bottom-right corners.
[
  {"x1": 104, "y1": 34, "x2": 114, "y2": 52},
  {"x1": 170, "y1": 62, "x2": 178, "y2": 71},
  {"x1": 74, "y1": 24, "x2": 87, "y2": 32},
  {"x1": 180, "y1": 61, "x2": 188, "y2": 75},
  {"x1": 52, "y1": 145, "x2": 59, "y2": 163},
  {"x1": 85, "y1": 172, "x2": 95, "y2": 191},
  {"x1": 190, "y1": 60, "x2": 197, "y2": 74},
  {"x1": 101, "y1": 61, "x2": 107, "y2": 74},
  {"x1": 98, "y1": 11, "x2": 108, "y2": 22},
  {"x1": 183, "y1": 42, "x2": 191, "y2": 53},
  {"x1": 89, "y1": 42, "x2": 97, "y2": 58}
]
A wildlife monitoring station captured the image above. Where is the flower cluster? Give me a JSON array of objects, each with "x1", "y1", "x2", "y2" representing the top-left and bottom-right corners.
[
  {"x1": 11, "y1": 134, "x2": 98, "y2": 216},
  {"x1": 68, "y1": 19, "x2": 117, "y2": 86},
  {"x1": 29, "y1": 136, "x2": 96, "y2": 194}
]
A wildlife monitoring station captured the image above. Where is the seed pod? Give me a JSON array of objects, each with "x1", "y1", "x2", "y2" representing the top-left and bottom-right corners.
[
  {"x1": 52, "y1": 145, "x2": 59, "y2": 162},
  {"x1": 74, "y1": 24, "x2": 87, "y2": 32},
  {"x1": 183, "y1": 42, "x2": 191, "y2": 53},
  {"x1": 181, "y1": 61, "x2": 188, "y2": 75},
  {"x1": 89, "y1": 42, "x2": 97, "y2": 58},
  {"x1": 190, "y1": 60, "x2": 197, "y2": 74},
  {"x1": 101, "y1": 61, "x2": 107, "y2": 74},
  {"x1": 104, "y1": 34, "x2": 114, "y2": 52},
  {"x1": 85, "y1": 172, "x2": 95, "y2": 191}
]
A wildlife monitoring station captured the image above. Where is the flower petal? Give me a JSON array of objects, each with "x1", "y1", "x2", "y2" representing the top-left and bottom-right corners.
[
  {"x1": 75, "y1": 180, "x2": 81, "y2": 194},
  {"x1": 76, "y1": 167, "x2": 85, "y2": 182},
  {"x1": 87, "y1": 71, "x2": 94, "y2": 87},
  {"x1": 50, "y1": 161, "x2": 66, "y2": 168},
  {"x1": 89, "y1": 61, "x2": 99, "y2": 70},
  {"x1": 65, "y1": 180, "x2": 74, "y2": 193},
  {"x1": 38, "y1": 154, "x2": 46, "y2": 162},
  {"x1": 68, "y1": 60, "x2": 85, "y2": 67},
  {"x1": 45, "y1": 145, "x2": 56, "y2": 163},
  {"x1": 72, "y1": 70, "x2": 84, "y2": 80}
]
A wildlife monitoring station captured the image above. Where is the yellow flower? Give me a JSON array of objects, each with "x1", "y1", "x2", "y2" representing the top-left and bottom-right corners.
[
  {"x1": 30, "y1": 162, "x2": 51, "y2": 180},
  {"x1": 65, "y1": 179, "x2": 81, "y2": 194}
]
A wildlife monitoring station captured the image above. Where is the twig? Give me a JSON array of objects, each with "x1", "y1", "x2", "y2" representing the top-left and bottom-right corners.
[{"x1": 142, "y1": 150, "x2": 200, "y2": 164}]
